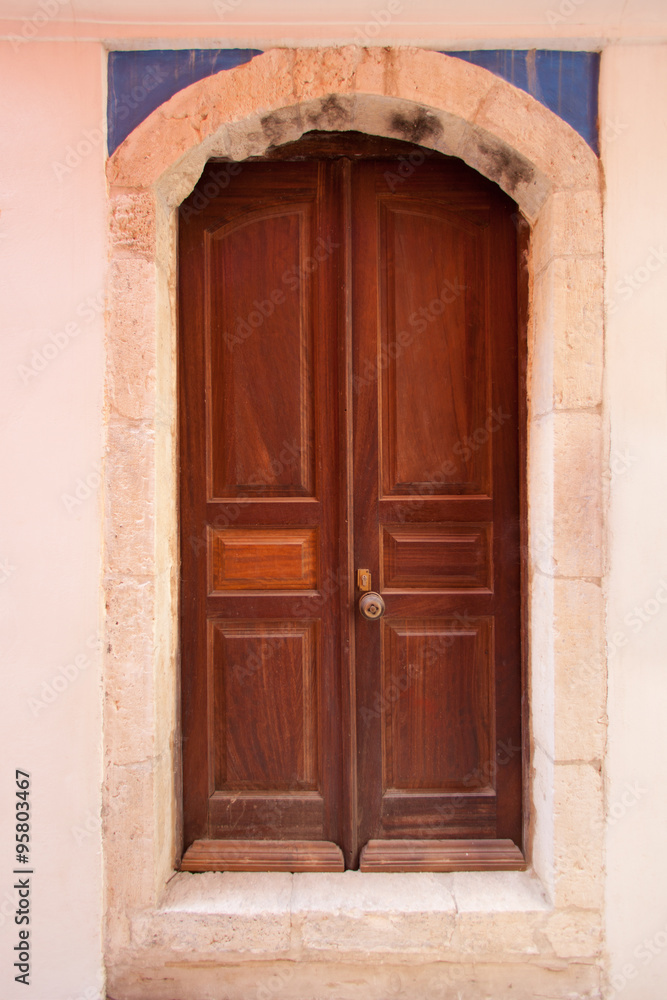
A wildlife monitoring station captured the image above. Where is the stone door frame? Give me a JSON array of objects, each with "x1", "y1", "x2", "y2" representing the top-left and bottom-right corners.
[{"x1": 104, "y1": 47, "x2": 605, "y2": 999}]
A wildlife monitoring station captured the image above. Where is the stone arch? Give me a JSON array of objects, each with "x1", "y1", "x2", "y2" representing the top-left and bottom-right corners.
[{"x1": 104, "y1": 47, "x2": 605, "y2": 1000}]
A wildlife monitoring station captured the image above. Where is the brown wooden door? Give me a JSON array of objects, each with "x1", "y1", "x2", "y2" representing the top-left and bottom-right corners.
[{"x1": 179, "y1": 139, "x2": 524, "y2": 873}]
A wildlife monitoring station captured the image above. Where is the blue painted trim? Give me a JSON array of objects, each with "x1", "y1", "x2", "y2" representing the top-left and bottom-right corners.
[
  {"x1": 107, "y1": 48, "x2": 599, "y2": 157},
  {"x1": 447, "y1": 50, "x2": 599, "y2": 154},
  {"x1": 107, "y1": 48, "x2": 262, "y2": 154}
]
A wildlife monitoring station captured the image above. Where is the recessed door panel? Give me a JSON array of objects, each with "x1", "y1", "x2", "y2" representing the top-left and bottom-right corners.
[
  {"x1": 211, "y1": 620, "x2": 319, "y2": 791},
  {"x1": 380, "y1": 202, "x2": 491, "y2": 497},
  {"x1": 383, "y1": 618, "x2": 494, "y2": 791},
  {"x1": 209, "y1": 527, "x2": 318, "y2": 592},
  {"x1": 381, "y1": 524, "x2": 493, "y2": 592},
  {"x1": 208, "y1": 205, "x2": 315, "y2": 499}
]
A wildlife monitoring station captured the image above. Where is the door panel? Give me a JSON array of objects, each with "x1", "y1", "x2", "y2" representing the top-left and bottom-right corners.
[
  {"x1": 379, "y1": 199, "x2": 491, "y2": 496},
  {"x1": 180, "y1": 161, "x2": 345, "y2": 869},
  {"x1": 208, "y1": 204, "x2": 316, "y2": 498},
  {"x1": 352, "y1": 160, "x2": 522, "y2": 867},
  {"x1": 383, "y1": 617, "x2": 494, "y2": 791},
  {"x1": 179, "y1": 145, "x2": 524, "y2": 872}
]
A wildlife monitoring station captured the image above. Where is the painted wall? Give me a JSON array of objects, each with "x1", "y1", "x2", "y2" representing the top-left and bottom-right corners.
[
  {"x1": 0, "y1": 39, "x2": 106, "y2": 1000},
  {"x1": 601, "y1": 44, "x2": 667, "y2": 1000},
  {"x1": 0, "y1": 14, "x2": 667, "y2": 1000}
]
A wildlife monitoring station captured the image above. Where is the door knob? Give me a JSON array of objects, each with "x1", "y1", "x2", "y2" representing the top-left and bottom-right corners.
[{"x1": 359, "y1": 592, "x2": 386, "y2": 620}]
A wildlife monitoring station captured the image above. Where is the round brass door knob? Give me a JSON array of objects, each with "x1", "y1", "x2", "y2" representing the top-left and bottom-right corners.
[{"x1": 359, "y1": 592, "x2": 386, "y2": 620}]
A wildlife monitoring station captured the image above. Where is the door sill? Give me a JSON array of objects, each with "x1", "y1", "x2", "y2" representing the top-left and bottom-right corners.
[
  {"x1": 359, "y1": 839, "x2": 526, "y2": 872},
  {"x1": 180, "y1": 839, "x2": 345, "y2": 872}
]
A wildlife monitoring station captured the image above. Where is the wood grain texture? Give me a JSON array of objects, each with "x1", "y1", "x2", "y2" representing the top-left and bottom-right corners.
[
  {"x1": 359, "y1": 838, "x2": 525, "y2": 872},
  {"x1": 182, "y1": 839, "x2": 345, "y2": 872},
  {"x1": 209, "y1": 527, "x2": 318, "y2": 591},
  {"x1": 383, "y1": 618, "x2": 494, "y2": 792},
  {"x1": 382, "y1": 523, "x2": 492, "y2": 592},
  {"x1": 210, "y1": 620, "x2": 318, "y2": 791},
  {"x1": 208, "y1": 204, "x2": 315, "y2": 499}
]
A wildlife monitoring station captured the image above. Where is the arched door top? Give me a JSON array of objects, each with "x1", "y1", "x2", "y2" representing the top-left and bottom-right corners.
[{"x1": 106, "y1": 47, "x2": 599, "y2": 222}]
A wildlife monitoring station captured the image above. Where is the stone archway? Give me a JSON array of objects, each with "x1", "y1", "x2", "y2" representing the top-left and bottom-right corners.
[{"x1": 104, "y1": 47, "x2": 605, "y2": 1000}]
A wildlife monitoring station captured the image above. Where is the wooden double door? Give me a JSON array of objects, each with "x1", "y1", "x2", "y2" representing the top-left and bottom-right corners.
[{"x1": 179, "y1": 136, "x2": 524, "y2": 872}]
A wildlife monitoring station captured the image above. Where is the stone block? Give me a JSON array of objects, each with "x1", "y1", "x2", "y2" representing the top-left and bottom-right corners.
[
  {"x1": 292, "y1": 871, "x2": 456, "y2": 954},
  {"x1": 107, "y1": 257, "x2": 157, "y2": 421},
  {"x1": 554, "y1": 579, "x2": 606, "y2": 762},
  {"x1": 109, "y1": 189, "x2": 157, "y2": 258},
  {"x1": 534, "y1": 257, "x2": 604, "y2": 410},
  {"x1": 533, "y1": 189, "x2": 604, "y2": 275},
  {"x1": 475, "y1": 82, "x2": 599, "y2": 194},
  {"x1": 105, "y1": 417, "x2": 155, "y2": 577},
  {"x1": 553, "y1": 763, "x2": 605, "y2": 910},
  {"x1": 544, "y1": 907, "x2": 603, "y2": 959},
  {"x1": 104, "y1": 576, "x2": 156, "y2": 767},
  {"x1": 553, "y1": 411, "x2": 603, "y2": 578}
]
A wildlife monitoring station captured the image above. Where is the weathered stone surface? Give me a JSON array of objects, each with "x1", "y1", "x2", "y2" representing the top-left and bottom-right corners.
[
  {"x1": 109, "y1": 189, "x2": 157, "y2": 258},
  {"x1": 544, "y1": 907, "x2": 603, "y2": 958},
  {"x1": 292, "y1": 871, "x2": 456, "y2": 954},
  {"x1": 105, "y1": 762, "x2": 158, "y2": 915},
  {"x1": 533, "y1": 188, "x2": 604, "y2": 275},
  {"x1": 554, "y1": 579, "x2": 606, "y2": 762},
  {"x1": 107, "y1": 957, "x2": 601, "y2": 1000},
  {"x1": 105, "y1": 416, "x2": 155, "y2": 577},
  {"x1": 553, "y1": 763, "x2": 605, "y2": 910},
  {"x1": 107, "y1": 257, "x2": 157, "y2": 421},
  {"x1": 131, "y1": 872, "x2": 293, "y2": 956},
  {"x1": 104, "y1": 576, "x2": 156, "y2": 767},
  {"x1": 553, "y1": 411, "x2": 603, "y2": 578},
  {"x1": 531, "y1": 741, "x2": 556, "y2": 899},
  {"x1": 452, "y1": 869, "x2": 550, "y2": 912},
  {"x1": 530, "y1": 569, "x2": 555, "y2": 761},
  {"x1": 107, "y1": 48, "x2": 598, "y2": 226},
  {"x1": 534, "y1": 257, "x2": 604, "y2": 411},
  {"x1": 528, "y1": 413, "x2": 555, "y2": 576},
  {"x1": 475, "y1": 82, "x2": 599, "y2": 194}
]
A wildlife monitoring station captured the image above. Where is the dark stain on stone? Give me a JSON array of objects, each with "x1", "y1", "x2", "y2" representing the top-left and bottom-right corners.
[
  {"x1": 261, "y1": 110, "x2": 300, "y2": 146},
  {"x1": 307, "y1": 95, "x2": 351, "y2": 129},
  {"x1": 477, "y1": 140, "x2": 535, "y2": 193},
  {"x1": 389, "y1": 109, "x2": 443, "y2": 144}
]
